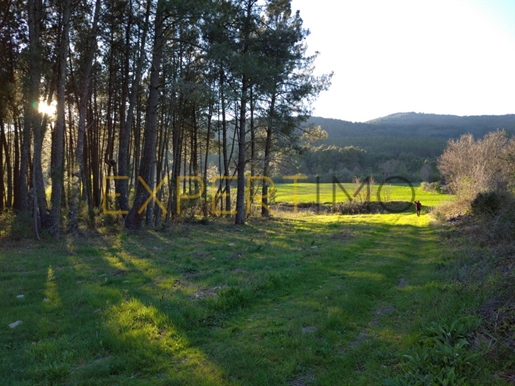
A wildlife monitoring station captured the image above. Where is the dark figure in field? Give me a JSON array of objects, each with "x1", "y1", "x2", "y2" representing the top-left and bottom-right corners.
[{"x1": 414, "y1": 200, "x2": 422, "y2": 216}]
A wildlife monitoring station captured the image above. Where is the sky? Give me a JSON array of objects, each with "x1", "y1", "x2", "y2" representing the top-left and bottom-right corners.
[{"x1": 291, "y1": 0, "x2": 515, "y2": 122}]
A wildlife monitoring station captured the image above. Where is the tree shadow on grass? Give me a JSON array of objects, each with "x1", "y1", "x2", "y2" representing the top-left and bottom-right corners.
[{"x1": 1, "y1": 215, "x2": 450, "y2": 385}]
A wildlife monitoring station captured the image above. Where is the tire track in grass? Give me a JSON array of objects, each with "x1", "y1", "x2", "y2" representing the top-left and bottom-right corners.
[
  {"x1": 199, "y1": 213, "x2": 439, "y2": 385},
  {"x1": 321, "y1": 212, "x2": 441, "y2": 384}
]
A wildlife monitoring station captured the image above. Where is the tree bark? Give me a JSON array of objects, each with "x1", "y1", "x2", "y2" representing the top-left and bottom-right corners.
[
  {"x1": 69, "y1": 0, "x2": 101, "y2": 233},
  {"x1": 48, "y1": 0, "x2": 71, "y2": 238},
  {"x1": 1, "y1": 120, "x2": 13, "y2": 209},
  {"x1": 262, "y1": 93, "x2": 276, "y2": 217},
  {"x1": 0, "y1": 118, "x2": 4, "y2": 211},
  {"x1": 26, "y1": 0, "x2": 44, "y2": 237},
  {"x1": 235, "y1": 73, "x2": 248, "y2": 225},
  {"x1": 203, "y1": 93, "x2": 213, "y2": 216},
  {"x1": 125, "y1": 0, "x2": 166, "y2": 229},
  {"x1": 117, "y1": 0, "x2": 151, "y2": 215},
  {"x1": 220, "y1": 67, "x2": 231, "y2": 215}
]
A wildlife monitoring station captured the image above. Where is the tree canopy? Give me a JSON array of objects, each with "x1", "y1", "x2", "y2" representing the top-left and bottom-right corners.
[{"x1": 0, "y1": 0, "x2": 331, "y2": 235}]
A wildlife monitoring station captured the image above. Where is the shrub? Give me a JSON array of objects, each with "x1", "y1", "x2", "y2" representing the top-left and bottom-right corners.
[
  {"x1": 474, "y1": 192, "x2": 515, "y2": 245},
  {"x1": 421, "y1": 182, "x2": 446, "y2": 194},
  {"x1": 438, "y1": 131, "x2": 514, "y2": 199},
  {"x1": 430, "y1": 199, "x2": 471, "y2": 222},
  {"x1": 0, "y1": 210, "x2": 34, "y2": 239},
  {"x1": 470, "y1": 191, "x2": 507, "y2": 216}
]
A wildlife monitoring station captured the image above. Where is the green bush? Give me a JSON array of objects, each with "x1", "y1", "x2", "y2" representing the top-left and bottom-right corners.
[{"x1": 0, "y1": 210, "x2": 33, "y2": 239}]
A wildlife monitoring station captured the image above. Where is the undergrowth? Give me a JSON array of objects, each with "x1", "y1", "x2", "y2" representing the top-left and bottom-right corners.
[
  {"x1": 393, "y1": 190, "x2": 515, "y2": 385},
  {"x1": 385, "y1": 317, "x2": 483, "y2": 385}
]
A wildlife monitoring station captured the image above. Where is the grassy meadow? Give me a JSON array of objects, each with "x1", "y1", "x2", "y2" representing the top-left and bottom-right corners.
[
  {"x1": 273, "y1": 182, "x2": 456, "y2": 208},
  {"x1": 1, "y1": 199, "x2": 511, "y2": 385},
  {"x1": 273, "y1": 180, "x2": 456, "y2": 211}
]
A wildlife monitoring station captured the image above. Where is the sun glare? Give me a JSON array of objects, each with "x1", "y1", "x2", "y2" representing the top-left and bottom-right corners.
[{"x1": 38, "y1": 100, "x2": 57, "y2": 116}]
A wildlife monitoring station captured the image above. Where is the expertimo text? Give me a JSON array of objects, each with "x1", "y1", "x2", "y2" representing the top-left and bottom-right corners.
[{"x1": 103, "y1": 175, "x2": 416, "y2": 215}]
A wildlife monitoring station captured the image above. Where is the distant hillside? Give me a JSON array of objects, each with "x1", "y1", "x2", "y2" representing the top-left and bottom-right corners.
[
  {"x1": 307, "y1": 112, "x2": 515, "y2": 142},
  {"x1": 288, "y1": 113, "x2": 514, "y2": 181},
  {"x1": 304, "y1": 113, "x2": 515, "y2": 159},
  {"x1": 365, "y1": 112, "x2": 515, "y2": 138}
]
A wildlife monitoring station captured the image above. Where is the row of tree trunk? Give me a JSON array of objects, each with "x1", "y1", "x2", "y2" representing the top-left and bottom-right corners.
[{"x1": 0, "y1": 0, "x2": 331, "y2": 236}]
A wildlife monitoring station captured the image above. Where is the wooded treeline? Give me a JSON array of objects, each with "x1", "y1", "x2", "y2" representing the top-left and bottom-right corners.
[
  {"x1": 0, "y1": 0, "x2": 331, "y2": 236},
  {"x1": 283, "y1": 114, "x2": 515, "y2": 184}
]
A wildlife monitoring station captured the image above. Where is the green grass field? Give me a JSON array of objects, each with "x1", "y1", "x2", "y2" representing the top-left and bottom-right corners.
[
  {"x1": 1, "y1": 209, "x2": 509, "y2": 385},
  {"x1": 273, "y1": 182, "x2": 456, "y2": 208}
]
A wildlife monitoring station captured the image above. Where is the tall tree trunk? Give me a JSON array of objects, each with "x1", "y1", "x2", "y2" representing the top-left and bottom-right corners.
[
  {"x1": 48, "y1": 0, "x2": 71, "y2": 237},
  {"x1": 87, "y1": 103, "x2": 100, "y2": 210},
  {"x1": 3, "y1": 25, "x2": 17, "y2": 210},
  {"x1": 66, "y1": 95, "x2": 73, "y2": 208},
  {"x1": 234, "y1": 0, "x2": 256, "y2": 225},
  {"x1": 235, "y1": 73, "x2": 248, "y2": 225},
  {"x1": 203, "y1": 95, "x2": 213, "y2": 216},
  {"x1": 125, "y1": 0, "x2": 166, "y2": 229},
  {"x1": 220, "y1": 68, "x2": 231, "y2": 215},
  {"x1": 153, "y1": 100, "x2": 169, "y2": 227},
  {"x1": 12, "y1": 117, "x2": 21, "y2": 211},
  {"x1": 34, "y1": 109, "x2": 51, "y2": 230},
  {"x1": 249, "y1": 85, "x2": 255, "y2": 211},
  {"x1": 262, "y1": 93, "x2": 275, "y2": 217},
  {"x1": 91, "y1": 80, "x2": 101, "y2": 209},
  {"x1": 1, "y1": 120, "x2": 13, "y2": 208},
  {"x1": 15, "y1": 107, "x2": 30, "y2": 214},
  {"x1": 191, "y1": 106, "x2": 199, "y2": 181},
  {"x1": 69, "y1": 0, "x2": 101, "y2": 233},
  {"x1": 117, "y1": 0, "x2": 151, "y2": 215},
  {"x1": 104, "y1": 32, "x2": 116, "y2": 210},
  {"x1": 170, "y1": 106, "x2": 182, "y2": 217},
  {"x1": 27, "y1": 0, "x2": 43, "y2": 237},
  {"x1": 0, "y1": 118, "x2": 4, "y2": 211}
]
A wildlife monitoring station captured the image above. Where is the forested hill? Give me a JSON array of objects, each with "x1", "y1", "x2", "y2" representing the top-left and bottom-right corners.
[
  {"x1": 292, "y1": 113, "x2": 515, "y2": 181},
  {"x1": 308, "y1": 113, "x2": 515, "y2": 143}
]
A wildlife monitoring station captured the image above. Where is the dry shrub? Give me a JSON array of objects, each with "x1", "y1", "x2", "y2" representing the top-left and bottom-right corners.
[
  {"x1": 474, "y1": 192, "x2": 515, "y2": 246},
  {"x1": 438, "y1": 131, "x2": 514, "y2": 200},
  {"x1": 430, "y1": 198, "x2": 472, "y2": 222},
  {"x1": 441, "y1": 192, "x2": 515, "y2": 361}
]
